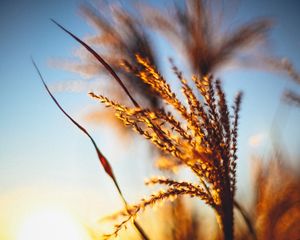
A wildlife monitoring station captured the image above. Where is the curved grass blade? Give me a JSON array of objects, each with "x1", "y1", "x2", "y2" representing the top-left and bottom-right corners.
[
  {"x1": 32, "y1": 59, "x2": 149, "y2": 240},
  {"x1": 50, "y1": 19, "x2": 140, "y2": 108},
  {"x1": 234, "y1": 200, "x2": 257, "y2": 240},
  {"x1": 51, "y1": 19, "x2": 175, "y2": 150},
  {"x1": 32, "y1": 59, "x2": 117, "y2": 184},
  {"x1": 49, "y1": 21, "x2": 255, "y2": 240}
]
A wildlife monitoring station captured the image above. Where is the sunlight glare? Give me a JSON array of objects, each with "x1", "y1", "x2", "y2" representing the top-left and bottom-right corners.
[{"x1": 16, "y1": 208, "x2": 91, "y2": 240}]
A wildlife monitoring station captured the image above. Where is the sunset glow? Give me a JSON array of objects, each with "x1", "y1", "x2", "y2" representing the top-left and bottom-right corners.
[
  {"x1": 16, "y1": 208, "x2": 91, "y2": 240},
  {"x1": 1, "y1": 0, "x2": 300, "y2": 239}
]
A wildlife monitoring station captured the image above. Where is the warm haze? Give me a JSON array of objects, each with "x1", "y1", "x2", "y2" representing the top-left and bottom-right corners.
[{"x1": 1, "y1": 0, "x2": 300, "y2": 239}]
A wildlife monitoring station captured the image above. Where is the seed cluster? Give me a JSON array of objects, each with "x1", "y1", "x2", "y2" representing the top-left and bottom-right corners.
[{"x1": 90, "y1": 55, "x2": 242, "y2": 238}]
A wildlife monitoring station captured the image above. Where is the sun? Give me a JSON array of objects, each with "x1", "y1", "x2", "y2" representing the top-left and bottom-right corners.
[{"x1": 16, "y1": 207, "x2": 91, "y2": 240}]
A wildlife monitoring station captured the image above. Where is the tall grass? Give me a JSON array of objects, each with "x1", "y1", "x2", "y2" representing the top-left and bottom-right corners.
[
  {"x1": 252, "y1": 153, "x2": 300, "y2": 240},
  {"x1": 142, "y1": 0, "x2": 271, "y2": 75},
  {"x1": 89, "y1": 58, "x2": 242, "y2": 240},
  {"x1": 33, "y1": 1, "x2": 300, "y2": 239},
  {"x1": 36, "y1": 20, "x2": 244, "y2": 239},
  {"x1": 32, "y1": 59, "x2": 149, "y2": 240}
]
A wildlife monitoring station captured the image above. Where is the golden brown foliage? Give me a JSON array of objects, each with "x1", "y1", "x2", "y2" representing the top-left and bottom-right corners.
[
  {"x1": 90, "y1": 56, "x2": 243, "y2": 239},
  {"x1": 252, "y1": 155, "x2": 300, "y2": 240},
  {"x1": 38, "y1": 1, "x2": 300, "y2": 240},
  {"x1": 164, "y1": 198, "x2": 201, "y2": 240}
]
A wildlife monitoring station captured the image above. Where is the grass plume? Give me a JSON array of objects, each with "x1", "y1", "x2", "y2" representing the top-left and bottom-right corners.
[
  {"x1": 143, "y1": 0, "x2": 271, "y2": 75},
  {"x1": 90, "y1": 56, "x2": 243, "y2": 239},
  {"x1": 49, "y1": 19, "x2": 252, "y2": 239},
  {"x1": 33, "y1": 1, "x2": 300, "y2": 239}
]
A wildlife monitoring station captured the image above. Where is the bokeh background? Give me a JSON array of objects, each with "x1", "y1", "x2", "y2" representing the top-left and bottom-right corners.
[{"x1": 1, "y1": 0, "x2": 300, "y2": 239}]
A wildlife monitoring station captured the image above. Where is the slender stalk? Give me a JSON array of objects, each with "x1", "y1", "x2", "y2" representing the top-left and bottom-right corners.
[
  {"x1": 32, "y1": 59, "x2": 149, "y2": 240},
  {"x1": 219, "y1": 177, "x2": 234, "y2": 240},
  {"x1": 234, "y1": 200, "x2": 257, "y2": 240},
  {"x1": 50, "y1": 19, "x2": 139, "y2": 108},
  {"x1": 51, "y1": 19, "x2": 173, "y2": 148},
  {"x1": 220, "y1": 204, "x2": 234, "y2": 240},
  {"x1": 48, "y1": 20, "x2": 251, "y2": 240}
]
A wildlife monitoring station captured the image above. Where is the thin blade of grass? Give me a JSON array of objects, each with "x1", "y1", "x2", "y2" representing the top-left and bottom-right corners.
[
  {"x1": 32, "y1": 58, "x2": 149, "y2": 240},
  {"x1": 51, "y1": 19, "x2": 175, "y2": 152},
  {"x1": 234, "y1": 200, "x2": 257, "y2": 240},
  {"x1": 31, "y1": 58, "x2": 121, "y2": 193},
  {"x1": 50, "y1": 19, "x2": 140, "y2": 108}
]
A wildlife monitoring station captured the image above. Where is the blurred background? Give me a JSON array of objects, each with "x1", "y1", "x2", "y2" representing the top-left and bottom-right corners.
[{"x1": 1, "y1": 0, "x2": 300, "y2": 239}]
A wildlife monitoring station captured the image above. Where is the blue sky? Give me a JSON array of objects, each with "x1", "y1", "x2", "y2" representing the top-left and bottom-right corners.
[{"x1": 1, "y1": 0, "x2": 300, "y2": 237}]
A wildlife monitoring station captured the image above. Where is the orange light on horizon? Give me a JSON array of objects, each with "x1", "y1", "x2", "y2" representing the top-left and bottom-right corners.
[{"x1": 16, "y1": 207, "x2": 91, "y2": 240}]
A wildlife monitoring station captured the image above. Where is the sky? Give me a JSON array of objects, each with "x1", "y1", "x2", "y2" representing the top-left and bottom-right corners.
[{"x1": 1, "y1": 0, "x2": 300, "y2": 239}]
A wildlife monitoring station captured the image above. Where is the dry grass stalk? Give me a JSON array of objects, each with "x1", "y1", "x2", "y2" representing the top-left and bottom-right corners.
[
  {"x1": 34, "y1": 1, "x2": 299, "y2": 239},
  {"x1": 51, "y1": 1, "x2": 165, "y2": 145},
  {"x1": 54, "y1": 2, "x2": 160, "y2": 109},
  {"x1": 89, "y1": 55, "x2": 243, "y2": 239},
  {"x1": 143, "y1": 0, "x2": 271, "y2": 75},
  {"x1": 49, "y1": 9, "x2": 251, "y2": 238},
  {"x1": 167, "y1": 197, "x2": 200, "y2": 240},
  {"x1": 283, "y1": 90, "x2": 300, "y2": 106},
  {"x1": 32, "y1": 59, "x2": 149, "y2": 240},
  {"x1": 263, "y1": 57, "x2": 300, "y2": 106},
  {"x1": 279, "y1": 59, "x2": 300, "y2": 106},
  {"x1": 252, "y1": 154, "x2": 300, "y2": 240}
]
